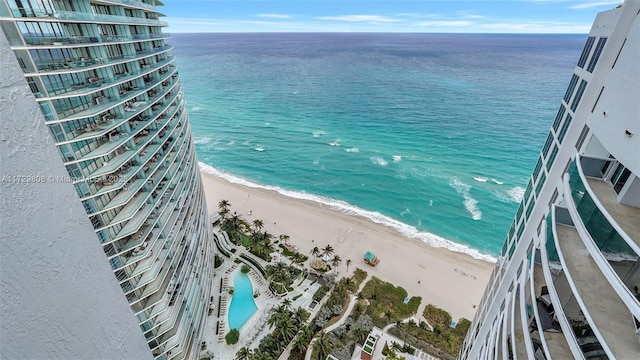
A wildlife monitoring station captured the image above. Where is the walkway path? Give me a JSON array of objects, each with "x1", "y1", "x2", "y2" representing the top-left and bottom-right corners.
[{"x1": 303, "y1": 274, "x2": 371, "y2": 360}]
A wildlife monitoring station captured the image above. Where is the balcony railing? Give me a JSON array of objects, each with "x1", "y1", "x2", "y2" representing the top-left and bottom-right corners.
[
  {"x1": 8, "y1": 7, "x2": 167, "y2": 26},
  {"x1": 21, "y1": 33, "x2": 170, "y2": 48},
  {"x1": 570, "y1": 157, "x2": 640, "y2": 257},
  {"x1": 551, "y1": 206, "x2": 640, "y2": 358}
]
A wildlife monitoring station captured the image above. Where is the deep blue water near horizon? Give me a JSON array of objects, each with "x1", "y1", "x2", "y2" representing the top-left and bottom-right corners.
[{"x1": 170, "y1": 33, "x2": 585, "y2": 260}]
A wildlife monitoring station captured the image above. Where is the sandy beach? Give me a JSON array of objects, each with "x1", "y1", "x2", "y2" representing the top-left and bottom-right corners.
[{"x1": 201, "y1": 170, "x2": 494, "y2": 321}]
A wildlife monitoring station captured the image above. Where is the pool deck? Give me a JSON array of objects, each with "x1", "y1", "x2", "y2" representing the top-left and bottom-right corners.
[{"x1": 200, "y1": 230, "x2": 321, "y2": 360}]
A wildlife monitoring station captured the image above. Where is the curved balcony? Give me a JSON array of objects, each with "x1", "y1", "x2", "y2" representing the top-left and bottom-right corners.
[
  {"x1": 542, "y1": 213, "x2": 596, "y2": 359},
  {"x1": 572, "y1": 155, "x2": 640, "y2": 252},
  {"x1": 565, "y1": 163, "x2": 640, "y2": 315},
  {"x1": 31, "y1": 44, "x2": 172, "y2": 75},
  {"x1": 65, "y1": 86, "x2": 181, "y2": 165},
  {"x1": 95, "y1": 0, "x2": 161, "y2": 12},
  {"x1": 7, "y1": 7, "x2": 167, "y2": 27},
  {"x1": 528, "y1": 254, "x2": 574, "y2": 359},
  {"x1": 550, "y1": 206, "x2": 640, "y2": 358},
  {"x1": 48, "y1": 65, "x2": 178, "y2": 123},
  {"x1": 41, "y1": 54, "x2": 175, "y2": 102}
]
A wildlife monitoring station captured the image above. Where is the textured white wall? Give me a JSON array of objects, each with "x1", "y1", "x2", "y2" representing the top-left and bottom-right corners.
[{"x1": 0, "y1": 32, "x2": 152, "y2": 359}]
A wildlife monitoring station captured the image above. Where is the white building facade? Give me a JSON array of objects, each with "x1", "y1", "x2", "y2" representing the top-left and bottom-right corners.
[
  {"x1": 0, "y1": 1, "x2": 214, "y2": 359},
  {"x1": 460, "y1": 2, "x2": 640, "y2": 359}
]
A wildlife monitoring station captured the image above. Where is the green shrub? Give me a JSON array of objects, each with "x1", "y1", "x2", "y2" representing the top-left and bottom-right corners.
[
  {"x1": 234, "y1": 258, "x2": 241, "y2": 264},
  {"x1": 225, "y1": 329, "x2": 239, "y2": 345},
  {"x1": 214, "y1": 254, "x2": 224, "y2": 268},
  {"x1": 423, "y1": 304, "x2": 452, "y2": 328},
  {"x1": 313, "y1": 286, "x2": 328, "y2": 302},
  {"x1": 241, "y1": 264, "x2": 250, "y2": 273},
  {"x1": 292, "y1": 293, "x2": 302, "y2": 301}
]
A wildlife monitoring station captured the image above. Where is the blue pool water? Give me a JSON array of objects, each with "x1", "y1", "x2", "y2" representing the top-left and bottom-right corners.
[{"x1": 228, "y1": 271, "x2": 258, "y2": 330}]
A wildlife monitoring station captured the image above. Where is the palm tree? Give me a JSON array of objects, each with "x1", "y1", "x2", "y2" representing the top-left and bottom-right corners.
[
  {"x1": 352, "y1": 325, "x2": 366, "y2": 343},
  {"x1": 252, "y1": 219, "x2": 264, "y2": 233},
  {"x1": 222, "y1": 212, "x2": 243, "y2": 244},
  {"x1": 293, "y1": 307, "x2": 309, "y2": 323},
  {"x1": 291, "y1": 332, "x2": 309, "y2": 356},
  {"x1": 331, "y1": 255, "x2": 342, "y2": 269},
  {"x1": 235, "y1": 347, "x2": 251, "y2": 360},
  {"x1": 345, "y1": 258, "x2": 352, "y2": 272},
  {"x1": 321, "y1": 245, "x2": 334, "y2": 258},
  {"x1": 310, "y1": 246, "x2": 320, "y2": 258},
  {"x1": 267, "y1": 305, "x2": 289, "y2": 329},
  {"x1": 291, "y1": 252, "x2": 305, "y2": 266},
  {"x1": 218, "y1": 199, "x2": 230, "y2": 218},
  {"x1": 313, "y1": 331, "x2": 331, "y2": 360},
  {"x1": 282, "y1": 298, "x2": 293, "y2": 310},
  {"x1": 278, "y1": 317, "x2": 298, "y2": 342},
  {"x1": 279, "y1": 234, "x2": 290, "y2": 243}
]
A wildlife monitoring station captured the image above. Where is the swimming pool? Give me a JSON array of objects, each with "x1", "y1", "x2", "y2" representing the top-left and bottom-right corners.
[{"x1": 228, "y1": 271, "x2": 258, "y2": 330}]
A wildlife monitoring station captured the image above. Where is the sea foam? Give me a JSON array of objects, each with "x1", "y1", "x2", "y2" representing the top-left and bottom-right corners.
[
  {"x1": 370, "y1": 156, "x2": 388, "y2": 166},
  {"x1": 393, "y1": 155, "x2": 402, "y2": 162},
  {"x1": 507, "y1": 186, "x2": 525, "y2": 202},
  {"x1": 345, "y1": 147, "x2": 360, "y2": 153},
  {"x1": 200, "y1": 162, "x2": 496, "y2": 263},
  {"x1": 473, "y1": 176, "x2": 488, "y2": 183},
  {"x1": 450, "y1": 177, "x2": 482, "y2": 221},
  {"x1": 193, "y1": 137, "x2": 212, "y2": 145}
]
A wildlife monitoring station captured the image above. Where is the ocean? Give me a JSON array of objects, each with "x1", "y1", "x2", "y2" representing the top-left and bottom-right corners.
[{"x1": 170, "y1": 33, "x2": 585, "y2": 261}]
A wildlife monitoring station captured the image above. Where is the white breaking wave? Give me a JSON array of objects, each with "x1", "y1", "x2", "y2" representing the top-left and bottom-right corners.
[
  {"x1": 254, "y1": 145, "x2": 265, "y2": 152},
  {"x1": 473, "y1": 177, "x2": 488, "y2": 183},
  {"x1": 507, "y1": 186, "x2": 525, "y2": 202},
  {"x1": 450, "y1": 177, "x2": 482, "y2": 221},
  {"x1": 370, "y1": 156, "x2": 388, "y2": 166},
  {"x1": 312, "y1": 130, "x2": 326, "y2": 138},
  {"x1": 199, "y1": 162, "x2": 497, "y2": 263},
  {"x1": 190, "y1": 106, "x2": 203, "y2": 112},
  {"x1": 328, "y1": 140, "x2": 341, "y2": 147},
  {"x1": 491, "y1": 178, "x2": 504, "y2": 185},
  {"x1": 393, "y1": 155, "x2": 402, "y2": 162},
  {"x1": 193, "y1": 137, "x2": 212, "y2": 145},
  {"x1": 227, "y1": 140, "x2": 235, "y2": 146},
  {"x1": 345, "y1": 147, "x2": 359, "y2": 153}
]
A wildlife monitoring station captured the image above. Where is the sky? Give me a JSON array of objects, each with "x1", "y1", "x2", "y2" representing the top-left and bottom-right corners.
[{"x1": 161, "y1": 0, "x2": 622, "y2": 33}]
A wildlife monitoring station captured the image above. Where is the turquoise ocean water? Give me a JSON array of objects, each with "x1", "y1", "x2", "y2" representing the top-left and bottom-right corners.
[{"x1": 171, "y1": 33, "x2": 585, "y2": 261}]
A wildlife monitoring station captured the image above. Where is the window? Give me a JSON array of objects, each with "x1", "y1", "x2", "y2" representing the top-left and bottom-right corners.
[
  {"x1": 577, "y1": 37, "x2": 595, "y2": 68},
  {"x1": 542, "y1": 133, "x2": 554, "y2": 157},
  {"x1": 546, "y1": 144, "x2": 558, "y2": 170},
  {"x1": 535, "y1": 172, "x2": 547, "y2": 195},
  {"x1": 524, "y1": 181, "x2": 533, "y2": 205},
  {"x1": 563, "y1": 74, "x2": 579, "y2": 103},
  {"x1": 570, "y1": 80, "x2": 588, "y2": 112},
  {"x1": 553, "y1": 105, "x2": 566, "y2": 131},
  {"x1": 526, "y1": 198, "x2": 535, "y2": 219},
  {"x1": 575, "y1": 125, "x2": 590, "y2": 150},
  {"x1": 516, "y1": 203, "x2": 524, "y2": 222},
  {"x1": 587, "y1": 37, "x2": 608, "y2": 73},
  {"x1": 558, "y1": 115, "x2": 572, "y2": 143},
  {"x1": 533, "y1": 156, "x2": 543, "y2": 181}
]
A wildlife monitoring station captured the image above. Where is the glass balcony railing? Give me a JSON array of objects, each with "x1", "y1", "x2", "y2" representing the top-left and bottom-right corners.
[
  {"x1": 52, "y1": 67, "x2": 178, "y2": 122},
  {"x1": 22, "y1": 33, "x2": 170, "y2": 48},
  {"x1": 569, "y1": 159, "x2": 639, "y2": 260},
  {"x1": 545, "y1": 210, "x2": 610, "y2": 359},
  {"x1": 107, "y1": 0, "x2": 158, "y2": 11},
  {"x1": 8, "y1": 7, "x2": 167, "y2": 26}
]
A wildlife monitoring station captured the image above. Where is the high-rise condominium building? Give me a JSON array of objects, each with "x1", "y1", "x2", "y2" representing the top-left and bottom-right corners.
[
  {"x1": 459, "y1": 2, "x2": 639, "y2": 359},
  {"x1": 0, "y1": 1, "x2": 214, "y2": 359}
]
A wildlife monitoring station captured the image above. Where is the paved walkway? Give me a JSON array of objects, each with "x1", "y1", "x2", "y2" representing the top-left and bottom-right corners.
[{"x1": 304, "y1": 274, "x2": 371, "y2": 360}]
